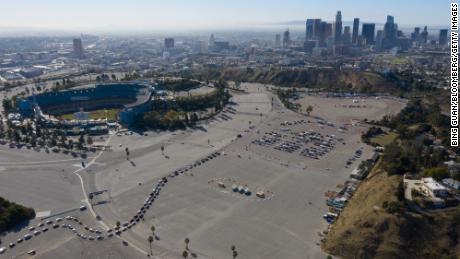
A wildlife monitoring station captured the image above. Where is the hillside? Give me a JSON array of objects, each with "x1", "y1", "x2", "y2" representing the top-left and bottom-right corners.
[
  {"x1": 199, "y1": 68, "x2": 400, "y2": 93},
  {"x1": 322, "y1": 165, "x2": 460, "y2": 259}
]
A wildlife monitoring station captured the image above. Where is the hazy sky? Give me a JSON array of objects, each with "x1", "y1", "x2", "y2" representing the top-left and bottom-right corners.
[{"x1": 0, "y1": 0, "x2": 450, "y2": 31}]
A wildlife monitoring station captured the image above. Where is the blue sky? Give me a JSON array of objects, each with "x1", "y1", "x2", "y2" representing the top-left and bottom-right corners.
[{"x1": 0, "y1": 0, "x2": 450, "y2": 31}]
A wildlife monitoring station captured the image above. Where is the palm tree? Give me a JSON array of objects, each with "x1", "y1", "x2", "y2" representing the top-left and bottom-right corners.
[
  {"x1": 184, "y1": 237, "x2": 190, "y2": 250},
  {"x1": 88, "y1": 193, "x2": 94, "y2": 206},
  {"x1": 148, "y1": 236, "x2": 154, "y2": 255},
  {"x1": 182, "y1": 250, "x2": 188, "y2": 259},
  {"x1": 151, "y1": 225, "x2": 156, "y2": 238},
  {"x1": 125, "y1": 147, "x2": 130, "y2": 160}
]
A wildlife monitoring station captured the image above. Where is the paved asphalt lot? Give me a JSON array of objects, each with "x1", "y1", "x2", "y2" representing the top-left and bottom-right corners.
[{"x1": 0, "y1": 83, "x2": 406, "y2": 258}]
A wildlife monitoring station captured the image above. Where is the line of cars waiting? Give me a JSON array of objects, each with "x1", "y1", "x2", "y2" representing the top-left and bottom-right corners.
[
  {"x1": 105, "y1": 151, "x2": 223, "y2": 236},
  {"x1": 345, "y1": 148, "x2": 363, "y2": 167},
  {"x1": 0, "y1": 215, "x2": 87, "y2": 255},
  {"x1": 0, "y1": 150, "x2": 223, "y2": 256},
  {"x1": 99, "y1": 151, "x2": 222, "y2": 238}
]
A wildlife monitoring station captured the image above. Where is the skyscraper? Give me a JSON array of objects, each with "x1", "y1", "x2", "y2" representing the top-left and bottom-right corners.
[
  {"x1": 352, "y1": 18, "x2": 360, "y2": 44},
  {"x1": 327, "y1": 23, "x2": 335, "y2": 47},
  {"x1": 420, "y1": 26, "x2": 428, "y2": 44},
  {"x1": 343, "y1": 26, "x2": 351, "y2": 44},
  {"x1": 306, "y1": 19, "x2": 315, "y2": 40},
  {"x1": 383, "y1": 15, "x2": 397, "y2": 49},
  {"x1": 275, "y1": 34, "x2": 281, "y2": 47},
  {"x1": 164, "y1": 38, "x2": 175, "y2": 49},
  {"x1": 411, "y1": 27, "x2": 421, "y2": 42},
  {"x1": 209, "y1": 34, "x2": 215, "y2": 47},
  {"x1": 362, "y1": 23, "x2": 375, "y2": 45},
  {"x1": 315, "y1": 22, "x2": 325, "y2": 46},
  {"x1": 334, "y1": 11, "x2": 343, "y2": 43},
  {"x1": 439, "y1": 29, "x2": 448, "y2": 45},
  {"x1": 283, "y1": 29, "x2": 291, "y2": 48},
  {"x1": 73, "y1": 38, "x2": 84, "y2": 58},
  {"x1": 376, "y1": 30, "x2": 384, "y2": 49},
  {"x1": 313, "y1": 19, "x2": 322, "y2": 40}
]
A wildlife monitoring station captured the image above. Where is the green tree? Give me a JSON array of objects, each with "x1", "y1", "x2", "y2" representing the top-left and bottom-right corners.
[
  {"x1": 423, "y1": 167, "x2": 450, "y2": 181},
  {"x1": 232, "y1": 245, "x2": 238, "y2": 259},
  {"x1": 190, "y1": 113, "x2": 199, "y2": 124},
  {"x1": 77, "y1": 134, "x2": 85, "y2": 150},
  {"x1": 2, "y1": 99, "x2": 13, "y2": 113},
  {"x1": 306, "y1": 105, "x2": 313, "y2": 116},
  {"x1": 86, "y1": 136, "x2": 93, "y2": 146}
]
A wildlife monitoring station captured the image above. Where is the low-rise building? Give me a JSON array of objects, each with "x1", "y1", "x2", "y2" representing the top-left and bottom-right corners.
[
  {"x1": 442, "y1": 178, "x2": 460, "y2": 190},
  {"x1": 422, "y1": 177, "x2": 448, "y2": 198}
]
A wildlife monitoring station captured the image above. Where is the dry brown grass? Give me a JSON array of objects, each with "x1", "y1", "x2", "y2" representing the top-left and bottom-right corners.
[{"x1": 323, "y1": 164, "x2": 460, "y2": 259}]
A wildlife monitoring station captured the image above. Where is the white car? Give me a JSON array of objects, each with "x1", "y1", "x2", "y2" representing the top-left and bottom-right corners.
[{"x1": 0, "y1": 247, "x2": 6, "y2": 254}]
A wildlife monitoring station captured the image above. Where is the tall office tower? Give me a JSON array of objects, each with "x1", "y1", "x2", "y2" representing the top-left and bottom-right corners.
[
  {"x1": 316, "y1": 22, "x2": 326, "y2": 47},
  {"x1": 164, "y1": 38, "x2": 175, "y2": 49},
  {"x1": 306, "y1": 19, "x2": 315, "y2": 40},
  {"x1": 343, "y1": 26, "x2": 352, "y2": 44},
  {"x1": 313, "y1": 19, "x2": 322, "y2": 40},
  {"x1": 420, "y1": 26, "x2": 428, "y2": 44},
  {"x1": 383, "y1": 15, "x2": 397, "y2": 49},
  {"x1": 325, "y1": 23, "x2": 333, "y2": 37},
  {"x1": 439, "y1": 29, "x2": 448, "y2": 45},
  {"x1": 411, "y1": 27, "x2": 420, "y2": 42},
  {"x1": 275, "y1": 34, "x2": 281, "y2": 47},
  {"x1": 317, "y1": 22, "x2": 332, "y2": 47},
  {"x1": 376, "y1": 30, "x2": 384, "y2": 49},
  {"x1": 334, "y1": 11, "x2": 343, "y2": 43},
  {"x1": 352, "y1": 18, "x2": 360, "y2": 44},
  {"x1": 361, "y1": 23, "x2": 376, "y2": 45},
  {"x1": 209, "y1": 34, "x2": 215, "y2": 47},
  {"x1": 357, "y1": 35, "x2": 366, "y2": 47},
  {"x1": 73, "y1": 38, "x2": 84, "y2": 58},
  {"x1": 283, "y1": 29, "x2": 291, "y2": 48}
]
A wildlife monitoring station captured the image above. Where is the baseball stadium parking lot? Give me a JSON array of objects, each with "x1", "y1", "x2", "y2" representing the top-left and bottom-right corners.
[{"x1": 0, "y1": 83, "x2": 405, "y2": 259}]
